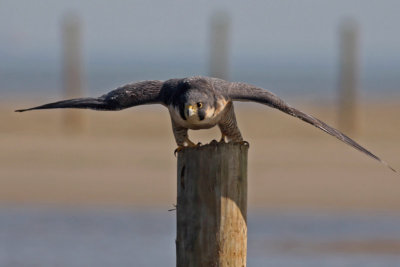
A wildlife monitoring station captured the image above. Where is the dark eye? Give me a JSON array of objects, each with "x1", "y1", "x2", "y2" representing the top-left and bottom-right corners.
[{"x1": 197, "y1": 102, "x2": 203, "y2": 108}]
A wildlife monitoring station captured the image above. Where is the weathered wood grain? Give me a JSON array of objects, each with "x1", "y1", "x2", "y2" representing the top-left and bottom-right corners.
[{"x1": 176, "y1": 141, "x2": 249, "y2": 267}]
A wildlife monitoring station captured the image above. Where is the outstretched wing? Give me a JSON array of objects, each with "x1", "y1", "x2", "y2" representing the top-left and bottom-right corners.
[
  {"x1": 16, "y1": 80, "x2": 164, "y2": 112},
  {"x1": 226, "y1": 82, "x2": 395, "y2": 172}
]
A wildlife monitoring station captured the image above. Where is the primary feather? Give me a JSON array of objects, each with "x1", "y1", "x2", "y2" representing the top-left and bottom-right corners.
[{"x1": 227, "y1": 81, "x2": 395, "y2": 172}]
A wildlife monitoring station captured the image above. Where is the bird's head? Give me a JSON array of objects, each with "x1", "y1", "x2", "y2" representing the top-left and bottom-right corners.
[
  {"x1": 182, "y1": 90, "x2": 215, "y2": 123},
  {"x1": 178, "y1": 78, "x2": 218, "y2": 123}
]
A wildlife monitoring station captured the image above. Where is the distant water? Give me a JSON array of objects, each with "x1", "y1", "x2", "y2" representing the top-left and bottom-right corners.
[{"x1": 1, "y1": 206, "x2": 400, "y2": 267}]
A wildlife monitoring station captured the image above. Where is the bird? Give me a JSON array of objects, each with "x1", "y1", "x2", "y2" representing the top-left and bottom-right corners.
[{"x1": 16, "y1": 76, "x2": 395, "y2": 172}]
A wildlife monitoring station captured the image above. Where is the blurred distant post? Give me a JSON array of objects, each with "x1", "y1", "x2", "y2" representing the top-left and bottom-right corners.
[
  {"x1": 209, "y1": 12, "x2": 231, "y2": 80},
  {"x1": 62, "y1": 13, "x2": 85, "y2": 133},
  {"x1": 338, "y1": 19, "x2": 360, "y2": 135}
]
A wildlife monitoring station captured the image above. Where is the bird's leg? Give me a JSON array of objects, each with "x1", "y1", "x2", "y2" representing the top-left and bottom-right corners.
[
  {"x1": 171, "y1": 121, "x2": 189, "y2": 155},
  {"x1": 218, "y1": 102, "x2": 243, "y2": 143},
  {"x1": 171, "y1": 121, "x2": 200, "y2": 155}
]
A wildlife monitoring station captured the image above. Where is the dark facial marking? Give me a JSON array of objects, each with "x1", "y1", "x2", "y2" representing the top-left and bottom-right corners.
[
  {"x1": 198, "y1": 109, "x2": 205, "y2": 121},
  {"x1": 179, "y1": 103, "x2": 186, "y2": 120}
]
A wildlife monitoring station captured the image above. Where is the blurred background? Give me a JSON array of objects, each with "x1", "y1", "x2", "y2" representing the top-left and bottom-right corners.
[{"x1": 1, "y1": 0, "x2": 400, "y2": 266}]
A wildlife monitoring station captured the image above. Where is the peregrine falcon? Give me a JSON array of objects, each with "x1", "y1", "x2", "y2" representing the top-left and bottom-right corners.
[{"x1": 16, "y1": 76, "x2": 395, "y2": 172}]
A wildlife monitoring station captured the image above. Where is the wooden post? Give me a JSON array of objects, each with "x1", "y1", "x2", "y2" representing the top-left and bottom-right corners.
[
  {"x1": 176, "y1": 141, "x2": 248, "y2": 267},
  {"x1": 209, "y1": 12, "x2": 231, "y2": 80},
  {"x1": 61, "y1": 13, "x2": 85, "y2": 132},
  {"x1": 338, "y1": 18, "x2": 360, "y2": 135}
]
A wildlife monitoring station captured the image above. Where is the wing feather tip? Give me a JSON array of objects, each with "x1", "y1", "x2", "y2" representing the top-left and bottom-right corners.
[
  {"x1": 15, "y1": 107, "x2": 37, "y2": 112},
  {"x1": 381, "y1": 160, "x2": 397, "y2": 173},
  {"x1": 388, "y1": 165, "x2": 397, "y2": 173}
]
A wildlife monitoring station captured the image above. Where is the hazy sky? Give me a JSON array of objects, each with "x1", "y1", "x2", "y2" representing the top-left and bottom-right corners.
[
  {"x1": 1, "y1": 0, "x2": 399, "y2": 64},
  {"x1": 1, "y1": 0, "x2": 399, "y2": 97}
]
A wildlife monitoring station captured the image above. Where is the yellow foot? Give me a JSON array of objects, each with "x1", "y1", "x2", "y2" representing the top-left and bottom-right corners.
[
  {"x1": 219, "y1": 135, "x2": 226, "y2": 143},
  {"x1": 185, "y1": 137, "x2": 196, "y2": 147},
  {"x1": 174, "y1": 142, "x2": 202, "y2": 156}
]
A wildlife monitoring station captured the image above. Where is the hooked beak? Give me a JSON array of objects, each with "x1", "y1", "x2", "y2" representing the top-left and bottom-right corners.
[{"x1": 185, "y1": 104, "x2": 197, "y2": 118}]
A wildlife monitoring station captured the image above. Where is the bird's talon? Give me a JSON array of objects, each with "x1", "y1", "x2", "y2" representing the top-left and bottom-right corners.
[
  {"x1": 174, "y1": 146, "x2": 184, "y2": 156},
  {"x1": 210, "y1": 139, "x2": 219, "y2": 145},
  {"x1": 236, "y1": 140, "x2": 249, "y2": 146}
]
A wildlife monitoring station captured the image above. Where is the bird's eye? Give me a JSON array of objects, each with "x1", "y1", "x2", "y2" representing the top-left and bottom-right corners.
[{"x1": 197, "y1": 102, "x2": 203, "y2": 108}]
